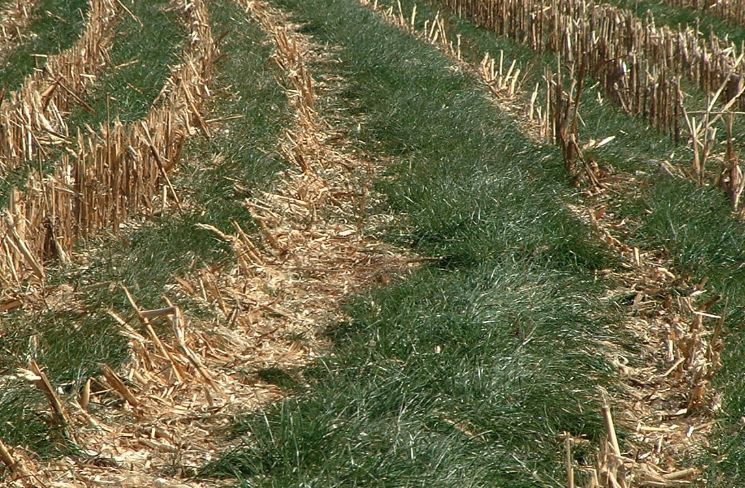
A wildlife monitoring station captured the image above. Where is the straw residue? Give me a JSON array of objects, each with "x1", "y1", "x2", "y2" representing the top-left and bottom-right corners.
[
  {"x1": 0, "y1": 0, "x2": 37, "y2": 56},
  {"x1": 0, "y1": 0, "x2": 414, "y2": 485},
  {"x1": 0, "y1": 0, "x2": 215, "y2": 292},
  {"x1": 0, "y1": 0, "x2": 120, "y2": 177}
]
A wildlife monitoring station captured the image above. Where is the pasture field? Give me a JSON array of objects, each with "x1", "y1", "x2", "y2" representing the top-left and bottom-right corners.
[{"x1": 1, "y1": 0, "x2": 745, "y2": 486}]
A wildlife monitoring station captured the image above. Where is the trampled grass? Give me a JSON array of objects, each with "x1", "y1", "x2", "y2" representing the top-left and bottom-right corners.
[{"x1": 0, "y1": 0, "x2": 289, "y2": 458}]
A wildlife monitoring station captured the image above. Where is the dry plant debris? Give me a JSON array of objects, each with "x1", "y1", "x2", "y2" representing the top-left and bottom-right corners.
[
  {"x1": 0, "y1": 0, "x2": 215, "y2": 292},
  {"x1": 0, "y1": 0, "x2": 120, "y2": 177},
  {"x1": 562, "y1": 177, "x2": 724, "y2": 487},
  {"x1": 0, "y1": 0, "x2": 37, "y2": 56},
  {"x1": 0, "y1": 0, "x2": 414, "y2": 485}
]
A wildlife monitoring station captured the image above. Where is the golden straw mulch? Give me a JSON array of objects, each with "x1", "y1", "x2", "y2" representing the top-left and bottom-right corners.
[
  {"x1": 0, "y1": 0, "x2": 414, "y2": 486},
  {"x1": 562, "y1": 185, "x2": 722, "y2": 488}
]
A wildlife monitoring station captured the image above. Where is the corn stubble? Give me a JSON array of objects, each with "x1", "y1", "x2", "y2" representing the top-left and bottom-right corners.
[
  {"x1": 0, "y1": 0, "x2": 740, "y2": 485},
  {"x1": 0, "y1": 0, "x2": 37, "y2": 56},
  {"x1": 0, "y1": 0, "x2": 218, "y2": 484},
  {"x1": 435, "y1": 0, "x2": 745, "y2": 215},
  {"x1": 0, "y1": 0, "x2": 213, "y2": 290},
  {"x1": 0, "y1": 0, "x2": 414, "y2": 485}
]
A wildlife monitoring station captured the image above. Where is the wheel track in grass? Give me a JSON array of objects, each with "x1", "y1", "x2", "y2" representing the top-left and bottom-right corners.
[
  {"x1": 363, "y1": 0, "x2": 724, "y2": 486},
  {"x1": 0, "y1": 0, "x2": 415, "y2": 485}
]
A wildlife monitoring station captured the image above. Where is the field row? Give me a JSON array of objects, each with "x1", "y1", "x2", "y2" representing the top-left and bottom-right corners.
[
  {"x1": 0, "y1": 0, "x2": 744, "y2": 486},
  {"x1": 0, "y1": 0, "x2": 743, "y2": 292}
]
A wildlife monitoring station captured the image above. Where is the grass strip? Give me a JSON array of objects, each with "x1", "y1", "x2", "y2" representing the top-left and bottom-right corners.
[
  {"x1": 196, "y1": 0, "x2": 646, "y2": 486},
  {"x1": 607, "y1": 0, "x2": 745, "y2": 46},
  {"x1": 395, "y1": 1, "x2": 745, "y2": 484},
  {"x1": 65, "y1": 0, "x2": 185, "y2": 127},
  {"x1": 194, "y1": 0, "x2": 745, "y2": 486},
  {"x1": 0, "y1": 0, "x2": 288, "y2": 460},
  {"x1": 363, "y1": 0, "x2": 745, "y2": 484}
]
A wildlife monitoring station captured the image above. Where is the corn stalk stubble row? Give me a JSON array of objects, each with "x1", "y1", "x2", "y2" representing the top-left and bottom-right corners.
[
  {"x1": 0, "y1": 0, "x2": 120, "y2": 179},
  {"x1": 438, "y1": 0, "x2": 745, "y2": 211},
  {"x1": 0, "y1": 0, "x2": 414, "y2": 485},
  {"x1": 0, "y1": 0, "x2": 215, "y2": 291}
]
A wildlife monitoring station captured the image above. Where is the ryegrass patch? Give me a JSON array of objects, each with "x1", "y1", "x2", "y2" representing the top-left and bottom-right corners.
[{"x1": 203, "y1": 262, "x2": 617, "y2": 487}]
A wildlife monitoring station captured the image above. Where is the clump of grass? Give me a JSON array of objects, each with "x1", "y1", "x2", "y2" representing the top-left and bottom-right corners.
[
  {"x1": 203, "y1": 263, "x2": 616, "y2": 486},
  {"x1": 196, "y1": 0, "x2": 745, "y2": 486},
  {"x1": 373, "y1": 0, "x2": 745, "y2": 485}
]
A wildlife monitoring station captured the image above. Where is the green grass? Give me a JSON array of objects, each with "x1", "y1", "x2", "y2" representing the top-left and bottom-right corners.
[
  {"x1": 197, "y1": 0, "x2": 639, "y2": 485},
  {"x1": 390, "y1": 0, "x2": 745, "y2": 485},
  {"x1": 66, "y1": 0, "x2": 185, "y2": 126},
  {"x1": 0, "y1": 0, "x2": 90, "y2": 95},
  {"x1": 194, "y1": 0, "x2": 745, "y2": 486},
  {"x1": 0, "y1": 0, "x2": 289, "y2": 458},
  {"x1": 2, "y1": 0, "x2": 745, "y2": 484},
  {"x1": 411, "y1": 1, "x2": 745, "y2": 484},
  {"x1": 203, "y1": 264, "x2": 619, "y2": 487}
]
